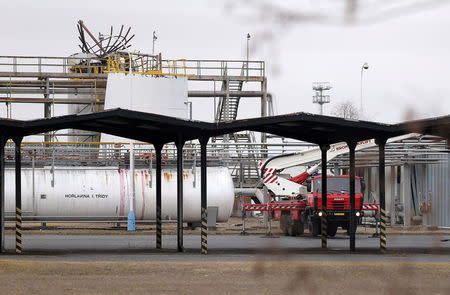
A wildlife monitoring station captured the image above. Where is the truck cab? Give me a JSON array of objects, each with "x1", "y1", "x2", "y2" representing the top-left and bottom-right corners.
[{"x1": 305, "y1": 175, "x2": 364, "y2": 236}]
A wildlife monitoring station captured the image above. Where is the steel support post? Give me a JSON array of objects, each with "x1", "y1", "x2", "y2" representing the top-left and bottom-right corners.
[
  {"x1": 348, "y1": 141, "x2": 357, "y2": 252},
  {"x1": 0, "y1": 137, "x2": 6, "y2": 253},
  {"x1": 376, "y1": 138, "x2": 387, "y2": 253},
  {"x1": 176, "y1": 137, "x2": 185, "y2": 252},
  {"x1": 155, "y1": 143, "x2": 163, "y2": 249},
  {"x1": 320, "y1": 144, "x2": 329, "y2": 248},
  {"x1": 200, "y1": 136, "x2": 209, "y2": 254},
  {"x1": 13, "y1": 137, "x2": 23, "y2": 254}
]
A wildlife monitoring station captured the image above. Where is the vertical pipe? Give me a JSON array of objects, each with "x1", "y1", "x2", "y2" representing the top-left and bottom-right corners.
[
  {"x1": 155, "y1": 144, "x2": 162, "y2": 249},
  {"x1": 127, "y1": 142, "x2": 136, "y2": 231},
  {"x1": 0, "y1": 137, "x2": 6, "y2": 253},
  {"x1": 176, "y1": 137, "x2": 184, "y2": 252},
  {"x1": 261, "y1": 78, "x2": 268, "y2": 143},
  {"x1": 200, "y1": 137, "x2": 208, "y2": 254},
  {"x1": 348, "y1": 141, "x2": 357, "y2": 252},
  {"x1": 14, "y1": 137, "x2": 23, "y2": 254},
  {"x1": 377, "y1": 138, "x2": 387, "y2": 253},
  {"x1": 320, "y1": 144, "x2": 329, "y2": 248}
]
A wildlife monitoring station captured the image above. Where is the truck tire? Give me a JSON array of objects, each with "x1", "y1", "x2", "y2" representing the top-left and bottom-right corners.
[
  {"x1": 280, "y1": 212, "x2": 290, "y2": 236},
  {"x1": 295, "y1": 220, "x2": 304, "y2": 236},
  {"x1": 288, "y1": 220, "x2": 304, "y2": 236},
  {"x1": 288, "y1": 223, "x2": 297, "y2": 236},
  {"x1": 327, "y1": 223, "x2": 338, "y2": 237},
  {"x1": 309, "y1": 218, "x2": 321, "y2": 237}
]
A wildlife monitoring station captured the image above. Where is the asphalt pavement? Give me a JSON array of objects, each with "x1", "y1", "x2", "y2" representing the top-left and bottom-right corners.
[{"x1": 1, "y1": 233, "x2": 450, "y2": 263}]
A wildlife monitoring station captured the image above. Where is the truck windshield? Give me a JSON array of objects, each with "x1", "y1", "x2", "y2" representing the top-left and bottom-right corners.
[{"x1": 314, "y1": 177, "x2": 361, "y2": 194}]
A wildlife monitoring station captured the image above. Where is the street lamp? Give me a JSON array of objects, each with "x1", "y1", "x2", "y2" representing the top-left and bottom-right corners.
[
  {"x1": 246, "y1": 33, "x2": 251, "y2": 76},
  {"x1": 152, "y1": 31, "x2": 157, "y2": 55},
  {"x1": 360, "y1": 62, "x2": 369, "y2": 117}
]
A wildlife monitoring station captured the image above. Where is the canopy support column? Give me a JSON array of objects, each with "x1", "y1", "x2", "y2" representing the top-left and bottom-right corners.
[
  {"x1": 13, "y1": 137, "x2": 23, "y2": 254},
  {"x1": 155, "y1": 143, "x2": 163, "y2": 249},
  {"x1": 176, "y1": 137, "x2": 185, "y2": 252},
  {"x1": 347, "y1": 141, "x2": 357, "y2": 252},
  {"x1": 200, "y1": 136, "x2": 209, "y2": 254},
  {"x1": 320, "y1": 144, "x2": 329, "y2": 249},
  {"x1": 376, "y1": 138, "x2": 387, "y2": 253},
  {"x1": 0, "y1": 137, "x2": 6, "y2": 253}
]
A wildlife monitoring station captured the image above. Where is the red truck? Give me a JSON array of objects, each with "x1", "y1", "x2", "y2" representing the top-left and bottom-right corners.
[{"x1": 304, "y1": 175, "x2": 364, "y2": 237}]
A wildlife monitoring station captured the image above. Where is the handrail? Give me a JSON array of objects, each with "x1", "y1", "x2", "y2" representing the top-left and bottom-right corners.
[{"x1": 0, "y1": 55, "x2": 265, "y2": 78}]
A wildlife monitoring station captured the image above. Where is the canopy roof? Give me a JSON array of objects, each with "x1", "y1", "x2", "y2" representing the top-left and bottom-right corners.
[{"x1": 0, "y1": 108, "x2": 448, "y2": 144}]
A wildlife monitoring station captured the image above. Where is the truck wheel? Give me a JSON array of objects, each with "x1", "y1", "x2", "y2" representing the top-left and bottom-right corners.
[
  {"x1": 288, "y1": 220, "x2": 304, "y2": 236},
  {"x1": 296, "y1": 220, "x2": 304, "y2": 236},
  {"x1": 327, "y1": 223, "x2": 338, "y2": 237},
  {"x1": 288, "y1": 221, "x2": 297, "y2": 236},
  {"x1": 309, "y1": 218, "x2": 321, "y2": 237},
  {"x1": 280, "y1": 212, "x2": 290, "y2": 236}
]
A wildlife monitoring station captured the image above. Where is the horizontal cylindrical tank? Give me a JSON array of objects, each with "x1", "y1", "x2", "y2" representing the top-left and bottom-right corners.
[{"x1": 4, "y1": 167, "x2": 234, "y2": 222}]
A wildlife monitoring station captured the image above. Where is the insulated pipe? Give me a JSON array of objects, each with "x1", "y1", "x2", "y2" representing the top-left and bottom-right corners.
[
  {"x1": 320, "y1": 144, "x2": 329, "y2": 249},
  {"x1": 200, "y1": 137, "x2": 208, "y2": 254},
  {"x1": 376, "y1": 138, "x2": 387, "y2": 253},
  {"x1": 176, "y1": 137, "x2": 184, "y2": 252},
  {"x1": 348, "y1": 141, "x2": 357, "y2": 252},
  {"x1": 155, "y1": 143, "x2": 163, "y2": 249},
  {"x1": 14, "y1": 137, "x2": 23, "y2": 254},
  {"x1": 0, "y1": 137, "x2": 5, "y2": 253}
]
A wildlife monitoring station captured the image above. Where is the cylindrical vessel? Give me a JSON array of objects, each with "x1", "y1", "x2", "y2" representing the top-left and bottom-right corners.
[{"x1": 4, "y1": 166, "x2": 234, "y2": 222}]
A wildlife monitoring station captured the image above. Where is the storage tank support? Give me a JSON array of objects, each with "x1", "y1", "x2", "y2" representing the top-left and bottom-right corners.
[
  {"x1": 200, "y1": 136, "x2": 209, "y2": 254},
  {"x1": 347, "y1": 141, "x2": 357, "y2": 252},
  {"x1": 376, "y1": 138, "x2": 387, "y2": 253},
  {"x1": 155, "y1": 143, "x2": 163, "y2": 249},
  {"x1": 13, "y1": 137, "x2": 23, "y2": 254},
  {"x1": 320, "y1": 144, "x2": 329, "y2": 249},
  {"x1": 176, "y1": 137, "x2": 185, "y2": 252},
  {"x1": 0, "y1": 136, "x2": 6, "y2": 253}
]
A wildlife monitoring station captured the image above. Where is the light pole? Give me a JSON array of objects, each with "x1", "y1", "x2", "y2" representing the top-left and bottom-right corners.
[
  {"x1": 152, "y1": 31, "x2": 157, "y2": 55},
  {"x1": 246, "y1": 33, "x2": 251, "y2": 76},
  {"x1": 360, "y1": 62, "x2": 369, "y2": 117}
]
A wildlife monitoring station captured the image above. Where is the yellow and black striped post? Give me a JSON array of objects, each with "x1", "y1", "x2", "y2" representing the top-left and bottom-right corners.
[
  {"x1": 377, "y1": 138, "x2": 387, "y2": 253},
  {"x1": 14, "y1": 137, "x2": 23, "y2": 254},
  {"x1": 200, "y1": 136, "x2": 209, "y2": 254},
  {"x1": 380, "y1": 208, "x2": 387, "y2": 252},
  {"x1": 201, "y1": 208, "x2": 207, "y2": 254},
  {"x1": 155, "y1": 144, "x2": 162, "y2": 249},
  {"x1": 15, "y1": 207, "x2": 22, "y2": 254},
  {"x1": 320, "y1": 145, "x2": 329, "y2": 249}
]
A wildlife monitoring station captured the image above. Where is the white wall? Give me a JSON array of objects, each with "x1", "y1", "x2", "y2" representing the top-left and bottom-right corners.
[{"x1": 102, "y1": 73, "x2": 188, "y2": 142}]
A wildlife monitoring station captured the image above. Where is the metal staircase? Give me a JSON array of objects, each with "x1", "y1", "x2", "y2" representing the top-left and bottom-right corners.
[{"x1": 215, "y1": 79, "x2": 243, "y2": 122}]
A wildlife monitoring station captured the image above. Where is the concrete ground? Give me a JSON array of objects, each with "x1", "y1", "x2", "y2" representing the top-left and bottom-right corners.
[{"x1": 1, "y1": 220, "x2": 449, "y2": 294}]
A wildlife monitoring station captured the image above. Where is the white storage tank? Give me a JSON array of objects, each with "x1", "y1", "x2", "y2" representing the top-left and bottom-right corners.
[{"x1": 4, "y1": 166, "x2": 234, "y2": 222}]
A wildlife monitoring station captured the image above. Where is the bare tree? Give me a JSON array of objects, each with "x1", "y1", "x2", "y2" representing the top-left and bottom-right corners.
[{"x1": 331, "y1": 100, "x2": 360, "y2": 119}]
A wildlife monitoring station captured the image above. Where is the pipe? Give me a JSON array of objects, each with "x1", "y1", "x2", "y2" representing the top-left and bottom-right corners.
[{"x1": 234, "y1": 188, "x2": 257, "y2": 195}]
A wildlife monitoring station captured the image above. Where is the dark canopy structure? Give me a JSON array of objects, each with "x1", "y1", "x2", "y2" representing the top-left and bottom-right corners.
[{"x1": 0, "y1": 108, "x2": 449, "y2": 255}]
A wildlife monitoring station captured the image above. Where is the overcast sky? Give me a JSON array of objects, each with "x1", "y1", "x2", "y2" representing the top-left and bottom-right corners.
[{"x1": 1, "y1": 0, "x2": 450, "y2": 124}]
